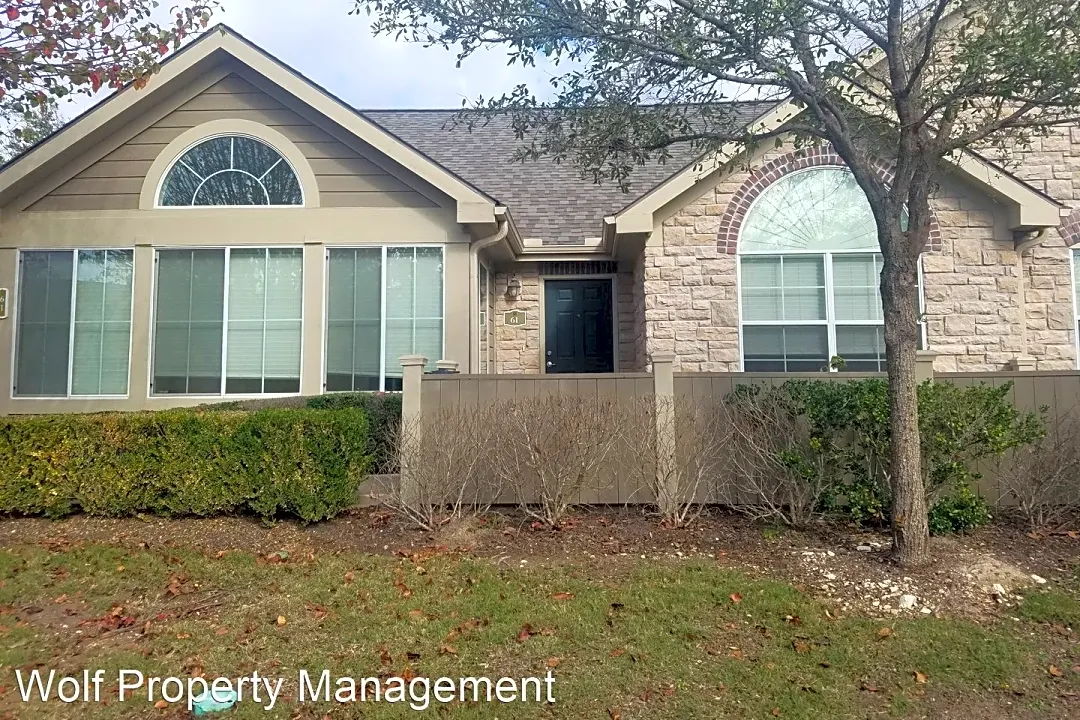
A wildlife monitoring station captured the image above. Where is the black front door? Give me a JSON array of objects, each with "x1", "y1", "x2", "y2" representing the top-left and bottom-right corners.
[{"x1": 544, "y1": 279, "x2": 614, "y2": 373}]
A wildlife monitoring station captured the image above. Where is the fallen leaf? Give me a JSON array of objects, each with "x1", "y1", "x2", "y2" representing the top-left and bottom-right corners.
[
  {"x1": 638, "y1": 688, "x2": 652, "y2": 702},
  {"x1": 914, "y1": 671, "x2": 928, "y2": 684},
  {"x1": 400, "y1": 667, "x2": 416, "y2": 682},
  {"x1": 860, "y1": 683, "x2": 879, "y2": 693},
  {"x1": 729, "y1": 593, "x2": 743, "y2": 604},
  {"x1": 546, "y1": 657, "x2": 560, "y2": 668},
  {"x1": 344, "y1": 571, "x2": 355, "y2": 585},
  {"x1": 439, "y1": 644, "x2": 458, "y2": 656},
  {"x1": 154, "y1": 700, "x2": 168, "y2": 709},
  {"x1": 784, "y1": 615, "x2": 802, "y2": 626},
  {"x1": 517, "y1": 624, "x2": 534, "y2": 642},
  {"x1": 380, "y1": 648, "x2": 392, "y2": 666},
  {"x1": 730, "y1": 648, "x2": 745, "y2": 659},
  {"x1": 552, "y1": 592, "x2": 574, "y2": 601},
  {"x1": 276, "y1": 616, "x2": 286, "y2": 626},
  {"x1": 1049, "y1": 665, "x2": 1064, "y2": 678},
  {"x1": 792, "y1": 639, "x2": 811, "y2": 654},
  {"x1": 609, "y1": 648, "x2": 625, "y2": 658},
  {"x1": 408, "y1": 609, "x2": 424, "y2": 620},
  {"x1": 772, "y1": 708, "x2": 782, "y2": 717},
  {"x1": 607, "y1": 709, "x2": 621, "y2": 720},
  {"x1": 214, "y1": 627, "x2": 229, "y2": 636},
  {"x1": 877, "y1": 627, "x2": 893, "y2": 640}
]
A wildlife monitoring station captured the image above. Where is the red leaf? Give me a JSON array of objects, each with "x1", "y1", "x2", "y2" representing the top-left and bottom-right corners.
[
  {"x1": 516, "y1": 624, "x2": 534, "y2": 642},
  {"x1": 6, "y1": 7, "x2": 18, "y2": 22},
  {"x1": 729, "y1": 593, "x2": 743, "y2": 604},
  {"x1": 552, "y1": 592, "x2": 574, "y2": 601}
]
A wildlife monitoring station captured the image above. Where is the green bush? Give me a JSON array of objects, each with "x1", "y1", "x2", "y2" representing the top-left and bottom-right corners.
[
  {"x1": 730, "y1": 378, "x2": 1043, "y2": 533},
  {"x1": 306, "y1": 393, "x2": 402, "y2": 474},
  {"x1": 0, "y1": 408, "x2": 371, "y2": 522},
  {"x1": 929, "y1": 486, "x2": 992, "y2": 535}
]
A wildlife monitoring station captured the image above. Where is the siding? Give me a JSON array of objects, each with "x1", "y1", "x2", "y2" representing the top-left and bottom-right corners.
[{"x1": 30, "y1": 75, "x2": 438, "y2": 211}]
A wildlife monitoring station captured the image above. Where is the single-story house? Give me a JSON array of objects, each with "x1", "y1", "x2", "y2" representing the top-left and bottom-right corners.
[{"x1": 0, "y1": 25, "x2": 1077, "y2": 414}]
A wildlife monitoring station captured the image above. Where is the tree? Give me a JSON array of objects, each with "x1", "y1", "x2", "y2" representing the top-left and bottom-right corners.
[
  {"x1": 0, "y1": 100, "x2": 63, "y2": 162},
  {"x1": 355, "y1": 0, "x2": 1080, "y2": 565},
  {"x1": 1, "y1": 0, "x2": 218, "y2": 111}
]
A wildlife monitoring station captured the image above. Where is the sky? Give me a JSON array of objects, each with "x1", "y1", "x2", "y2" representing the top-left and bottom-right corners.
[{"x1": 61, "y1": 0, "x2": 559, "y2": 118}]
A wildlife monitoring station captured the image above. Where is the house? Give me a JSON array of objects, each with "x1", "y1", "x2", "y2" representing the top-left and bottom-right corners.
[{"x1": 0, "y1": 26, "x2": 1077, "y2": 414}]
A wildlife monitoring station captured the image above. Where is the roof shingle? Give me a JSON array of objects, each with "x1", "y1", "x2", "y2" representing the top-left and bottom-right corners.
[{"x1": 362, "y1": 106, "x2": 770, "y2": 245}]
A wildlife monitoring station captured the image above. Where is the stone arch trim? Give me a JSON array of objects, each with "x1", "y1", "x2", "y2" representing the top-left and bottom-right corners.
[
  {"x1": 139, "y1": 119, "x2": 321, "y2": 210},
  {"x1": 715, "y1": 145, "x2": 943, "y2": 255},
  {"x1": 1061, "y1": 209, "x2": 1080, "y2": 246}
]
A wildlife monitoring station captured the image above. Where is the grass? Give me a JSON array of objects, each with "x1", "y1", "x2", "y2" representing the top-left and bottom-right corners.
[{"x1": 0, "y1": 543, "x2": 1076, "y2": 719}]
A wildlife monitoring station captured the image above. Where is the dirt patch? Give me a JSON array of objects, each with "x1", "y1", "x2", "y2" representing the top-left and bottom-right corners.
[{"x1": 0, "y1": 509, "x2": 1076, "y2": 621}]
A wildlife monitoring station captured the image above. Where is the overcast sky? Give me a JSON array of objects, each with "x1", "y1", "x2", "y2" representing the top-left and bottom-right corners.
[{"x1": 60, "y1": 0, "x2": 556, "y2": 118}]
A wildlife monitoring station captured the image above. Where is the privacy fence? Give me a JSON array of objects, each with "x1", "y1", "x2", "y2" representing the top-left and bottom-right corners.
[{"x1": 396, "y1": 354, "x2": 1080, "y2": 507}]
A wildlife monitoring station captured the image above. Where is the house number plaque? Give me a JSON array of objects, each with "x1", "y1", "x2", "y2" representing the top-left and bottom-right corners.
[{"x1": 504, "y1": 310, "x2": 527, "y2": 327}]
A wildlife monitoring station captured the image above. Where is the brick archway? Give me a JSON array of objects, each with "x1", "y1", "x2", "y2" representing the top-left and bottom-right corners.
[
  {"x1": 1061, "y1": 209, "x2": 1080, "y2": 246},
  {"x1": 715, "y1": 145, "x2": 943, "y2": 255}
]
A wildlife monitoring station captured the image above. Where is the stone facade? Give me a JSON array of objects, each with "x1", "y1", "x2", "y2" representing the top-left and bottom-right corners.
[
  {"x1": 489, "y1": 134, "x2": 1080, "y2": 376},
  {"x1": 644, "y1": 143, "x2": 1079, "y2": 372}
]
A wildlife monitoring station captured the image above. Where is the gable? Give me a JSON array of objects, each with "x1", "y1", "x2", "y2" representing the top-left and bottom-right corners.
[
  {"x1": 0, "y1": 27, "x2": 497, "y2": 225},
  {"x1": 29, "y1": 74, "x2": 437, "y2": 212}
]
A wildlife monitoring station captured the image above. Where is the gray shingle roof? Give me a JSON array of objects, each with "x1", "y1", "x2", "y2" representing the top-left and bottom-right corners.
[{"x1": 362, "y1": 106, "x2": 771, "y2": 245}]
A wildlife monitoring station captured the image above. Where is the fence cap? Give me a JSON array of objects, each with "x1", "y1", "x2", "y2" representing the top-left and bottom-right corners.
[
  {"x1": 399, "y1": 355, "x2": 429, "y2": 367},
  {"x1": 650, "y1": 353, "x2": 677, "y2": 364}
]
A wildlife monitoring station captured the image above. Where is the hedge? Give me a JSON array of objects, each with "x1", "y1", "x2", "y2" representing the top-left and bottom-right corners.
[
  {"x1": 200, "y1": 392, "x2": 402, "y2": 475},
  {"x1": 0, "y1": 408, "x2": 371, "y2": 522}
]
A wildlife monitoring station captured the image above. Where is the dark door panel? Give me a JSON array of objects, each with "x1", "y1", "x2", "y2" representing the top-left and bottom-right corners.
[{"x1": 544, "y1": 279, "x2": 614, "y2": 374}]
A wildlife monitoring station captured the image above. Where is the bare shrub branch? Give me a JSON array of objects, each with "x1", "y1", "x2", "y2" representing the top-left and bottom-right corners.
[
  {"x1": 379, "y1": 405, "x2": 500, "y2": 530},
  {"x1": 724, "y1": 385, "x2": 833, "y2": 527},
  {"x1": 490, "y1": 395, "x2": 623, "y2": 527},
  {"x1": 618, "y1": 396, "x2": 730, "y2": 527},
  {"x1": 997, "y1": 415, "x2": 1080, "y2": 531}
]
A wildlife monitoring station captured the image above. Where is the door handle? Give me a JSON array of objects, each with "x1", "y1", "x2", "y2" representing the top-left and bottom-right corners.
[{"x1": 546, "y1": 361, "x2": 554, "y2": 368}]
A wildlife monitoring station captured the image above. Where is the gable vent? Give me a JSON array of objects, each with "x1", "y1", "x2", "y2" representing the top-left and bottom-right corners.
[{"x1": 538, "y1": 261, "x2": 618, "y2": 276}]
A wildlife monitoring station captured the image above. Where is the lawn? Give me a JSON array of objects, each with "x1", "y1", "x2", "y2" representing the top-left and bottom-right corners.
[{"x1": 0, "y1": 540, "x2": 1077, "y2": 719}]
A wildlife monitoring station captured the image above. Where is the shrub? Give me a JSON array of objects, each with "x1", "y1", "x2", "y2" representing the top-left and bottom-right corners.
[
  {"x1": 996, "y1": 415, "x2": 1080, "y2": 530},
  {"x1": 0, "y1": 408, "x2": 371, "y2": 522},
  {"x1": 379, "y1": 405, "x2": 501, "y2": 530},
  {"x1": 724, "y1": 378, "x2": 1043, "y2": 532},
  {"x1": 489, "y1": 395, "x2": 623, "y2": 527},
  {"x1": 928, "y1": 486, "x2": 992, "y2": 535},
  {"x1": 307, "y1": 393, "x2": 402, "y2": 474}
]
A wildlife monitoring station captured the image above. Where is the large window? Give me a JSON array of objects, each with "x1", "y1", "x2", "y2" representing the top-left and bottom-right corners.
[
  {"x1": 325, "y1": 246, "x2": 444, "y2": 392},
  {"x1": 14, "y1": 249, "x2": 134, "y2": 397},
  {"x1": 739, "y1": 167, "x2": 918, "y2": 372},
  {"x1": 152, "y1": 248, "x2": 303, "y2": 395},
  {"x1": 158, "y1": 135, "x2": 303, "y2": 207}
]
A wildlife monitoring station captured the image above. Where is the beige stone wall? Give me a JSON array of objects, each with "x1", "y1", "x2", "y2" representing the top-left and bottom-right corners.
[
  {"x1": 493, "y1": 270, "x2": 542, "y2": 374},
  {"x1": 645, "y1": 144, "x2": 1078, "y2": 372}
]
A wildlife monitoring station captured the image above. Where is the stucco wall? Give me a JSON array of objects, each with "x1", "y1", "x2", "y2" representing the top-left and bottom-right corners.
[{"x1": 645, "y1": 144, "x2": 1078, "y2": 372}]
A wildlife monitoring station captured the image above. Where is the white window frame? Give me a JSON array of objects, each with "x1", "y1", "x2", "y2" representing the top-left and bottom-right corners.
[
  {"x1": 11, "y1": 248, "x2": 136, "y2": 400},
  {"x1": 148, "y1": 246, "x2": 306, "y2": 398},
  {"x1": 737, "y1": 246, "x2": 926, "y2": 372},
  {"x1": 154, "y1": 133, "x2": 306, "y2": 209},
  {"x1": 322, "y1": 244, "x2": 446, "y2": 393}
]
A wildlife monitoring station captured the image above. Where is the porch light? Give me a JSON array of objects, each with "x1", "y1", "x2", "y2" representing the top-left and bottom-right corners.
[{"x1": 506, "y1": 273, "x2": 522, "y2": 299}]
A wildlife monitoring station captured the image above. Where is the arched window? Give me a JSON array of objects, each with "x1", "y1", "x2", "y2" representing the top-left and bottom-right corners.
[
  {"x1": 739, "y1": 166, "x2": 919, "y2": 372},
  {"x1": 157, "y1": 135, "x2": 303, "y2": 207}
]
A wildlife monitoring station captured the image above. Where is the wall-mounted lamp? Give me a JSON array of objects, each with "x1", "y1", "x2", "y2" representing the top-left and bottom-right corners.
[{"x1": 506, "y1": 273, "x2": 522, "y2": 300}]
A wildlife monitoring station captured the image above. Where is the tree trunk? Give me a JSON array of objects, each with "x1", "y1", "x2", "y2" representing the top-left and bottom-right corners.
[{"x1": 880, "y1": 230, "x2": 930, "y2": 567}]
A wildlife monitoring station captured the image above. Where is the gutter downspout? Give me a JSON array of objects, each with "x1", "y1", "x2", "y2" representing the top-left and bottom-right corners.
[
  {"x1": 469, "y1": 215, "x2": 509, "y2": 373},
  {"x1": 1014, "y1": 229, "x2": 1048, "y2": 367}
]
